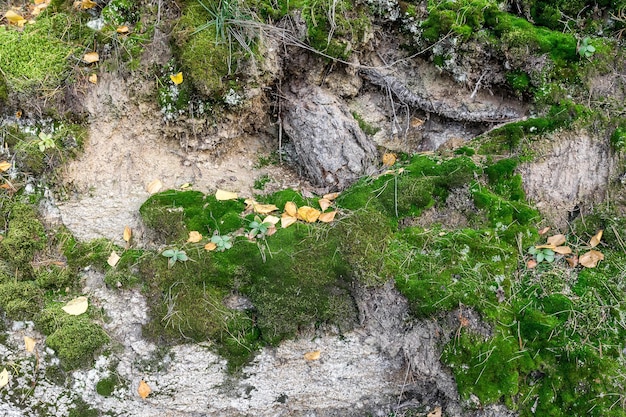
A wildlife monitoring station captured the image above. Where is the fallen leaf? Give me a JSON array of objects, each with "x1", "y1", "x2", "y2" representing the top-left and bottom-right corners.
[
  {"x1": 280, "y1": 214, "x2": 297, "y2": 228},
  {"x1": 35, "y1": 0, "x2": 49, "y2": 4},
  {"x1": 108, "y1": 251, "x2": 120, "y2": 267},
  {"x1": 88, "y1": 73, "x2": 98, "y2": 84},
  {"x1": 589, "y1": 230, "x2": 603, "y2": 248},
  {"x1": 0, "y1": 161, "x2": 11, "y2": 172},
  {"x1": 323, "y1": 192, "x2": 340, "y2": 201},
  {"x1": 187, "y1": 231, "x2": 202, "y2": 243},
  {"x1": 138, "y1": 380, "x2": 151, "y2": 399},
  {"x1": 0, "y1": 368, "x2": 8, "y2": 388},
  {"x1": 566, "y1": 255, "x2": 579, "y2": 268},
  {"x1": 297, "y1": 206, "x2": 321, "y2": 223},
  {"x1": 410, "y1": 117, "x2": 425, "y2": 128},
  {"x1": 538, "y1": 226, "x2": 550, "y2": 235},
  {"x1": 427, "y1": 406, "x2": 442, "y2": 417},
  {"x1": 318, "y1": 198, "x2": 332, "y2": 212},
  {"x1": 4, "y1": 10, "x2": 27, "y2": 27},
  {"x1": 204, "y1": 242, "x2": 217, "y2": 251},
  {"x1": 170, "y1": 72, "x2": 183, "y2": 85},
  {"x1": 215, "y1": 189, "x2": 238, "y2": 200},
  {"x1": 553, "y1": 246, "x2": 572, "y2": 255},
  {"x1": 304, "y1": 350, "x2": 321, "y2": 361},
  {"x1": 123, "y1": 226, "x2": 132, "y2": 243},
  {"x1": 146, "y1": 179, "x2": 162, "y2": 194},
  {"x1": 526, "y1": 259, "x2": 537, "y2": 269},
  {"x1": 116, "y1": 25, "x2": 129, "y2": 34},
  {"x1": 535, "y1": 244, "x2": 556, "y2": 250},
  {"x1": 546, "y1": 234, "x2": 566, "y2": 247},
  {"x1": 254, "y1": 203, "x2": 278, "y2": 214},
  {"x1": 24, "y1": 336, "x2": 36, "y2": 352},
  {"x1": 264, "y1": 215, "x2": 280, "y2": 225},
  {"x1": 62, "y1": 296, "x2": 88, "y2": 316},
  {"x1": 82, "y1": 52, "x2": 99, "y2": 64},
  {"x1": 74, "y1": 0, "x2": 97, "y2": 9},
  {"x1": 180, "y1": 182, "x2": 192, "y2": 190},
  {"x1": 284, "y1": 201, "x2": 297, "y2": 217},
  {"x1": 318, "y1": 211, "x2": 337, "y2": 223},
  {"x1": 266, "y1": 225, "x2": 277, "y2": 236},
  {"x1": 382, "y1": 153, "x2": 397, "y2": 166},
  {"x1": 579, "y1": 250, "x2": 604, "y2": 268}
]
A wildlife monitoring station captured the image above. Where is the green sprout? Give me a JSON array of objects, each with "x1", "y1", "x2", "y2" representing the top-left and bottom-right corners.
[
  {"x1": 162, "y1": 249, "x2": 189, "y2": 268},
  {"x1": 210, "y1": 234, "x2": 232, "y2": 251},
  {"x1": 577, "y1": 37, "x2": 596, "y2": 59},
  {"x1": 528, "y1": 246, "x2": 555, "y2": 263},
  {"x1": 37, "y1": 132, "x2": 56, "y2": 152},
  {"x1": 247, "y1": 215, "x2": 271, "y2": 239}
]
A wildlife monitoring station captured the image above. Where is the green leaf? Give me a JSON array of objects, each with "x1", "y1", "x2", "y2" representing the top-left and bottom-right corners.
[
  {"x1": 536, "y1": 252, "x2": 544, "y2": 263},
  {"x1": 176, "y1": 251, "x2": 188, "y2": 261},
  {"x1": 162, "y1": 249, "x2": 176, "y2": 258}
]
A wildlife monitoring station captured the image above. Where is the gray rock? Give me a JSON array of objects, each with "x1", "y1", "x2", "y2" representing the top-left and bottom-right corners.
[{"x1": 281, "y1": 80, "x2": 378, "y2": 190}]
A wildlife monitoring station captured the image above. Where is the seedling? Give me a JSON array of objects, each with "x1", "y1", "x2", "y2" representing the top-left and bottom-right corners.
[
  {"x1": 162, "y1": 249, "x2": 188, "y2": 268},
  {"x1": 528, "y1": 246, "x2": 555, "y2": 263},
  {"x1": 247, "y1": 216, "x2": 272, "y2": 239},
  {"x1": 37, "y1": 132, "x2": 55, "y2": 152},
  {"x1": 577, "y1": 37, "x2": 596, "y2": 59},
  {"x1": 210, "y1": 234, "x2": 232, "y2": 251}
]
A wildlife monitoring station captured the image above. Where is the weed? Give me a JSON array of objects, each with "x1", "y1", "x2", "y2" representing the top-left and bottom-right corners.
[
  {"x1": 162, "y1": 249, "x2": 189, "y2": 268},
  {"x1": 577, "y1": 36, "x2": 596, "y2": 59},
  {"x1": 210, "y1": 234, "x2": 233, "y2": 251}
]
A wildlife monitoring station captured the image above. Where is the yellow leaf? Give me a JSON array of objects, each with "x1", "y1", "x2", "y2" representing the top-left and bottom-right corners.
[
  {"x1": 0, "y1": 368, "x2": 8, "y2": 388},
  {"x1": 579, "y1": 250, "x2": 604, "y2": 268},
  {"x1": 116, "y1": 25, "x2": 130, "y2": 34},
  {"x1": 280, "y1": 214, "x2": 297, "y2": 229},
  {"x1": 304, "y1": 350, "x2": 321, "y2": 361},
  {"x1": 427, "y1": 406, "x2": 442, "y2": 417},
  {"x1": 254, "y1": 203, "x2": 278, "y2": 214},
  {"x1": 88, "y1": 73, "x2": 98, "y2": 84},
  {"x1": 546, "y1": 234, "x2": 566, "y2": 247},
  {"x1": 24, "y1": 336, "x2": 36, "y2": 353},
  {"x1": 82, "y1": 52, "x2": 99, "y2": 64},
  {"x1": 215, "y1": 189, "x2": 238, "y2": 201},
  {"x1": 297, "y1": 206, "x2": 321, "y2": 223},
  {"x1": 35, "y1": 0, "x2": 49, "y2": 4},
  {"x1": 108, "y1": 251, "x2": 120, "y2": 267},
  {"x1": 318, "y1": 198, "x2": 332, "y2": 212},
  {"x1": 123, "y1": 226, "x2": 132, "y2": 242},
  {"x1": 170, "y1": 72, "x2": 183, "y2": 85},
  {"x1": 0, "y1": 161, "x2": 11, "y2": 172},
  {"x1": 204, "y1": 242, "x2": 217, "y2": 251},
  {"x1": 187, "y1": 231, "x2": 202, "y2": 243},
  {"x1": 264, "y1": 215, "x2": 280, "y2": 225},
  {"x1": 589, "y1": 230, "x2": 603, "y2": 248},
  {"x1": 323, "y1": 192, "x2": 340, "y2": 201},
  {"x1": 74, "y1": 0, "x2": 97, "y2": 9},
  {"x1": 5, "y1": 10, "x2": 27, "y2": 27},
  {"x1": 535, "y1": 244, "x2": 556, "y2": 250},
  {"x1": 138, "y1": 380, "x2": 152, "y2": 399},
  {"x1": 382, "y1": 153, "x2": 397, "y2": 166},
  {"x1": 553, "y1": 246, "x2": 572, "y2": 255},
  {"x1": 146, "y1": 179, "x2": 162, "y2": 194},
  {"x1": 318, "y1": 211, "x2": 337, "y2": 223},
  {"x1": 180, "y1": 182, "x2": 192, "y2": 190},
  {"x1": 284, "y1": 201, "x2": 297, "y2": 217},
  {"x1": 538, "y1": 226, "x2": 550, "y2": 235},
  {"x1": 62, "y1": 296, "x2": 89, "y2": 316}
]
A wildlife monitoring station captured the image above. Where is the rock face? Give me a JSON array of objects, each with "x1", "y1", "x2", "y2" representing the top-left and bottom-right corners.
[{"x1": 281, "y1": 79, "x2": 378, "y2": 190}]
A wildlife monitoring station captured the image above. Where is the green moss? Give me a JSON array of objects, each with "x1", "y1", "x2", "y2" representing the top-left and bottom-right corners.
[
  {"x1": 253, "y1": 174, "x2": 271, "y2": 190},
  {"x1": 351, "y1": 112, "x2": 380, "y2": 136},
  {"x1": 610, "y1": 125, "x2": 626, "y2": 152},
  {"x1": 68, "y1": 397, "x2": 99, "y2": 417},
  {"x1": 0, "y1": 203, "x2": 47, "y2": 278},
  {"x1": 45, "y1": 316, "x2": 109, "y2": 369},
  {"x1": 0, "y1": 281, "x2": 44, "y2": 320},
  {"x1": 35, "y1": 266, "x2": 77, "y2": 291},
  {"x1": 96, "y1": 375, "x2": 119, "y2": 397}
]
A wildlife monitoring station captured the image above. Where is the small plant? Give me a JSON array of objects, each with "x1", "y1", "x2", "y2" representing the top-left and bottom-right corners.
[
  {"x1": 577, "y1": 37, "x2": 595, "y2": 59},
  {"x1": 528, "y1": 246, "x2": 555, "y2": 263},
  {"x1": 253, "y1": 174, "x2": 271, "y2": 190},
  {"x1": 210, "y1": 234, "x2": 232, "y2": 251},
  {"x1": 247, "y1": 216, "x2": 271, "y2": 239},
  {"x1": 162, "y1": 249, "x2": 189, "y2": 268},
  {"x1": 37, "y1": 132, "x2": 55, "y2": 152}
]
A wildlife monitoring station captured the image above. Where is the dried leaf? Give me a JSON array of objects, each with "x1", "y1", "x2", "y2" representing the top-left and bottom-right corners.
[
  {"x1": 566, "y1": 255, "x2": 579, "y2": 268},
  {"x1": 62, "y1": 296, "x2": 88, "y2": 316},
  {"x1": 538, "y1": 226, "x2": 550, "y2": 235},
  {"x1": 180, "y1": 182, "x2": 192, "y2": 190},
  {"x1": 382, "y1": 153, "x2": 397, "y2": 166},
  {"x1": 0, "y1": 161, "x2": 11, "y2": 172},
  {"x1": 427, "y1": 407, "x2": 442, "y2": 417},
  {"x1": 215, "y1": 189, "x2": 238, "y2": 201},
  {"x1": 82, "y1": 52, "x2": 99, "y2": 64},
  {"x1": 284, "y1": 201, "x2": 297, "y2": 217},
  {"x1": 318, "y1": 211, "x2": 337, "y2": 223},
  {"x1": 546, "y1": 234, "x2": 566, "y2": 247},
  {"x1": 24, "y1": 336, "x2": 36, "y2": 352},
  {"x1": 266, "y1": 225, "x2": 277, "y2": 236},
  {"x1": 280, "y1": 214, "x2": 297, "y2": 229},
  {"x1": 553, "y1": 246, "x2": 572, "y2": 255},
  {"x1": 264, "y1": 215, "x2": 280, "y2": 225},
  {"x1": 75, "y1": 0, "x2": 97, "y2": 9},
  {"x1": 107, "y1": 251, "x2": 120, "y2": 267},
  {"x1": 138, "y1": 380, "x2": 151, "y2": 399},
  {"x1": 187, "y1": 231, "x2": 202, "y2": 243},
  {"x1": 116, "y1": 25, "x2": 129, "y2": 34},
  {"x1": 146, "y1": 179, "x2": 162, "y2": 194},
  {"x1": 0, "y1": 368, "x2": 8, "y2": 388},
  {"x1": 170, "y1": 72, "x2": 183, "y2": 85},
  {"x1": 204, "y1": 242, "x2": 217, "y2": 251},
  {"x1": 323, "y1": 192, "x2": 340, "y2": 201},
  {"x1": 88, "y1": 73, "x2": 98, "y2": 84},
  {"x1": 589, "y1": 230, "x2": 603, "y2": 248},
  {"x1": 535, "y1": 244, "x2": 556, "y2": 250},
  {"x1": 254, "y1": 203, "x2": 278, "y2": 214},
  {"x1": 304, "y1": 350, "x2": 321, "y2": 361},
  {"x1": 318, "y1": 198, "x2": 332, "y2": 212},
  {"x1": 579, "y1": 250, "x2": 604, "y2": 268},
  {"x1": 123, "y1": 226, "x2": 132, "y2": 243},
  {"x1": 526, "y1": 259, "x2": 537, "y2": 269},
  {"x1": 297, "y1": 206, "x2": 321, "y2": 223},
  {"x1": 4, "y1": 10, "x2": 27, "y2": 27}
]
